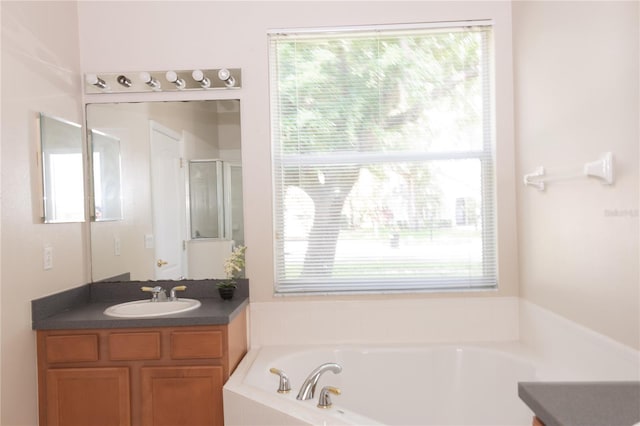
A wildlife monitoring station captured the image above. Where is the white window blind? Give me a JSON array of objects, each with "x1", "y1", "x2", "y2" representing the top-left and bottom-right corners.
[{"x1": 270, "y1": 21, "x2": 497, "y2": 294}]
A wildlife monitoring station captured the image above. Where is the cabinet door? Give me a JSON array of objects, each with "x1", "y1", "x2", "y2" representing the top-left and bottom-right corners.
[
  {"x1": 141, "y1": 365, "x2": 224, "y2": 426},
  {"x1": 46, "y1": 367, "x2": 130, "y2": 426}
]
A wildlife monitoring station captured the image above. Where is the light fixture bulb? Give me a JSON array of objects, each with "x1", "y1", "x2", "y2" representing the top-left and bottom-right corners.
[
  {"x1": 165, "y1": 71, "x2": 186, "y2": 89},
  {"x1": 165, "y1": 71, "x2": 178, "y2": 82},
  {"x1": 86, "y1": 74, "x2": 108, "y2": 89},
  {"x1": 192, "y1": 69, "x2": 204, "y2": 81},
  {"x1": 139, "y1": 72, "x2": 160, "y2": 89},
  {"x1": 217, "y1": 68, "x2": 235, "y2": 87},
  {"x1": 191, "y1": 70, "x2": 210, "y2": 88},
  {"x1": 217, "y1": 68, "x2": 230, "y2": 81}
]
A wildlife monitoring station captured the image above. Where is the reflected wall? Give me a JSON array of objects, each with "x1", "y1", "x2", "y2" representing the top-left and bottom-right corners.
[{"x1": 86, "y1": 100, "x2": 242, "y2": 281}]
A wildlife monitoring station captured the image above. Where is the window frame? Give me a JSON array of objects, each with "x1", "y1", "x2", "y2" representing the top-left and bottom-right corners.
[{"x1": 269, "y1": 20, "x2": 498, "y2": 295}]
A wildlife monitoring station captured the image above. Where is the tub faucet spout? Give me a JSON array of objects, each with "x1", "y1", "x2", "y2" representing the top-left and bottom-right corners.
[{"x1": 296, "y1": 362, "x2": 342, "y2": 401}]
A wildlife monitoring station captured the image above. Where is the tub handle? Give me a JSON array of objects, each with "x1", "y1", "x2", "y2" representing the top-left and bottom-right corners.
[
  {"x1": 269, "y1": 367, "x2": 291, "y2": 393},
  {"x1": 317, "y1": 386, "x2": 341, "y2": 409}
]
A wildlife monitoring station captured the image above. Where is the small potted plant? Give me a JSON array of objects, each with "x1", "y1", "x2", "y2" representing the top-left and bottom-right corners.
[{"x1": 217, "y1": 245, "x2": 246, "y2": 300}]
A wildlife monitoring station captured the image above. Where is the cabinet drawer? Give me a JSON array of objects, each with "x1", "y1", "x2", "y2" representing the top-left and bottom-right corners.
[
  {"x1": 46, "y1": 334, "x2": 99, "y2": 363},
  {"x1": 109, "y1": 332, "x2": 161, "y2": 361},
  {"x1": 170, "y1": 330, "x2": 223, "y2": 359}
]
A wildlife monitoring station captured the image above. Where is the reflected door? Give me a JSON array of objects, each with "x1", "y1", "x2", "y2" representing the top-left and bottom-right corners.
[{"x1": 150, "y1": 122, "x2": 185, "y2": 279}]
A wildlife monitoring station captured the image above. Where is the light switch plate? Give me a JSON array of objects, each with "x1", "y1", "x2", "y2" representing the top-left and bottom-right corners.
[
  {"x1": 114, "y1": 236, "x2": 121, "y2": 256},
  {"x1": 43, "y1": 246, "x2": 53, "y2": 270}
]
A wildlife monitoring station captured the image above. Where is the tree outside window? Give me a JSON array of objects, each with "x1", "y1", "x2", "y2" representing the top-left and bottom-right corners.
[{"x1": 270, "y1": 21, "x2": 497, "y2": 293}]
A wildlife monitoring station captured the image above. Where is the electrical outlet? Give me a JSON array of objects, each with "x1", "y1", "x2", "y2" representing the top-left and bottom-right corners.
[
  {"x1": 43, "y1": 246, "x2": 53, "y2": 270},
  {"x1": 114, "y1": 237, "x2": 121, "y2": 256}
]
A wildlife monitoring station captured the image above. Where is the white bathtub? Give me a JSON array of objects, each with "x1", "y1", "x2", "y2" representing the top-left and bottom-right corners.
[{"x1": 224, "y1": 343, "x2": 538, "y2": 426}]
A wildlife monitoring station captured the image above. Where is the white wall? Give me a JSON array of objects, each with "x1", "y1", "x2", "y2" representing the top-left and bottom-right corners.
[
  {"x1": 513, "y1": 1, "x2": 640, "y2": 350},
  {"x1": 88, "y1": 103, "x2": 156, "y2": 280},
  {"x1": 1, "y1": 3, "x2": 3, "y2": 420},
  {"x1": 0, "y1": 2, "x2": 85, "y2": 425},
  {"x1": 77, "y1": 1, "x2": 518, "y2": 303},
  {"x1": 3, "y1": 2, "x2": 636, "y2": 424}
]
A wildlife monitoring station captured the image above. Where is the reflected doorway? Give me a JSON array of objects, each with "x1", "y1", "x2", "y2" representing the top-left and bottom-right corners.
[{"x1": 150, "y1": 121, "x2": 186, "y2": 279}]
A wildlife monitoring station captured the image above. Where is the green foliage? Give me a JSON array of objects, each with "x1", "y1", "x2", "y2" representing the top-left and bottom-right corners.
[
  {"x1": 275, "y1": 29, "x2": 485, "y2": 155},
  {"x1": 273, "y1": 26, "x2": 490, "y2": 278},
  {"x1": 217, "y1": 245, "x2": 246, "y2": 288},
  {"x1": 216, "y1": 279, "x2": 237, "y2": 289}
]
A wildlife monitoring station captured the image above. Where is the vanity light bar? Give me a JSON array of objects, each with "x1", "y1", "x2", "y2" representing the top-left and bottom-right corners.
[{"x1": 84, "y1": 68, "x2": 242, "y2": 94}]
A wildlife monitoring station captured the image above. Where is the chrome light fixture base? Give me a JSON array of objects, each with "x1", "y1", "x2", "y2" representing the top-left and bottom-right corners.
[{"x1": 84, "y1": 68, "x2": 242, "y2": 94}]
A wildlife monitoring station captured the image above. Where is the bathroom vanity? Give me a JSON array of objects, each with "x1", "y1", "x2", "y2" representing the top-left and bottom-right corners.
[
  {"x1": 32, "y1": 280, "x2": 248, "y2": 426},
  {"x1": 518, "y1": 381, "x2": 640, "y2": 426}
]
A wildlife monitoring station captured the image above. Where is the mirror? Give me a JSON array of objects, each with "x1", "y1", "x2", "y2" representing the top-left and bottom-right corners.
[
  {"x1": 86, "y1": 100, "x2": 242, "y2": 282},
  {"x1": 187, "y1": 160, "x2": 243, "y2": 242},
  {"x1": 39, "y1": 113, "x2": 85, "y2": 223},
  {"x1": 188, "y1": 160, "x2": 224, "y2": 239},
  {"x1": 90, "y1": 129, "x2": 123, "y2": 221}
]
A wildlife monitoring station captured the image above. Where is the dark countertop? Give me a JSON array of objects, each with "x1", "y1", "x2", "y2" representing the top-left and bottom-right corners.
[
  {"x1": 518, "y1": 381, "x2": 640, "y2": 426},
  {"x1": 32, "y1": 279, "x2": 249, "y2": 330}
]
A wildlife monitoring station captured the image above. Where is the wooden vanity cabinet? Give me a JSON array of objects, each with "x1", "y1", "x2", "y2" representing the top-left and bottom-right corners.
[
  {"x1": 532, "y1": 416, "x2": 545, "y2": 426},
  {"x1": 36, "y1": 309, "x2": 247, "y2": 426}
]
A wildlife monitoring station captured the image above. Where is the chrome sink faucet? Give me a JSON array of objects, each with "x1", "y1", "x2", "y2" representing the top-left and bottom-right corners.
[
  {"x1": 141, "y1": 285, "x2": 188, "y2": 302},
  {"x1": 141, "y1": 286, "x2": 167, "y2": 302},
  {"x1": 296, "y1": 362, "x2": 342, "y2": 401}
]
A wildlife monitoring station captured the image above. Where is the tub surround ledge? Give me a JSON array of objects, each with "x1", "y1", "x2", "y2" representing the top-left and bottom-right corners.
[
  {"x1": 518, "y1": 381, "x2": 640, "y2": 426},
  {"x1": 519, "y1": 300, "x2": 640, "y2": 380},
  {"x1": 250, "y1": 296, "x2": 520, "y2": 346},
  {"x1": 31, "y1": 279, "x2": 249, "y2": 330}
]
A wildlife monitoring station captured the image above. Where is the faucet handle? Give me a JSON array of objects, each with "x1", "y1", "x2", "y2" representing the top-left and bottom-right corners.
[
  {"x1": 169, "y1": 285, "x2": 187, "y2": 301},
  {"x1": 269, "y1": 368, "x2": 291, "y2": 393},
  {"x1": 317, "y1": 386, "x2": 341, "y2": 408}
]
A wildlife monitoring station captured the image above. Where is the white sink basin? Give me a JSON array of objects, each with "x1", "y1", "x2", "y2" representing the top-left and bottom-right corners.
[{"x1": 104, "y1": 298, "x2": 201, "y2": 318}]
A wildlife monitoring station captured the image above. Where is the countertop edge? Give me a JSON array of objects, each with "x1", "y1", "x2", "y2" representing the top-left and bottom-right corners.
[
  {"x1": 32, "y1": 280, "x2": 249, "y2": 330},
  {"x1": 518, "y1": 383, "x2": 560, "y2": 426},
  {"x1": 32, "y1": 298, "x2": 249, "y2": 330},
  {"x1": 518, "y1": 381, "x2": 640, "y2": 426}
]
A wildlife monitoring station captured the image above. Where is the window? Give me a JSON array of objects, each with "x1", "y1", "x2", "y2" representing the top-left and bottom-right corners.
[{"x1": 270, "y1": 21, "x2": 496, "y2": 294}]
